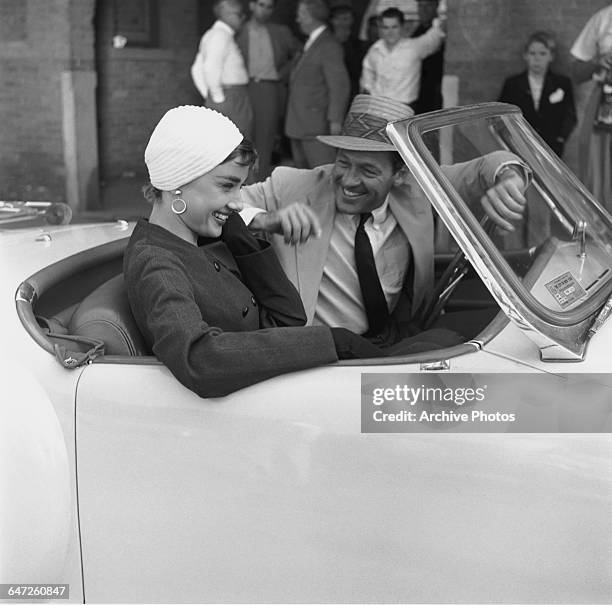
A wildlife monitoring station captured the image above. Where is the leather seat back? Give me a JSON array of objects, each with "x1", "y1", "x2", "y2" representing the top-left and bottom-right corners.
[{"x1": 69, "y1": 274, "x2": 150, "y2": 356}]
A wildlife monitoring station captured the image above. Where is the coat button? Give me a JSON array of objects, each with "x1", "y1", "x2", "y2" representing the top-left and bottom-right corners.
[
  {"x1": 242, "y1": 306, "x2": 249, "y2": 317},
  {"x1": 213, "y1": 261, "x2": 220, "y2": 271},
  {"x1": 251, "y1": 296, "x2": 257, "y2": 306}
]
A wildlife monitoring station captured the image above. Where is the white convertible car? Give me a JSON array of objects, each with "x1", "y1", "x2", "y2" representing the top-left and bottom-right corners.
[{"x1": 2, "y1": 104, "x2": 612, "y2": 603}]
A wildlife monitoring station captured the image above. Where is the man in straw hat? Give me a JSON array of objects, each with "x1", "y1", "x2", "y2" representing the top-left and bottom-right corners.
[{"x1": 241, "y1": 94, "x2": 529, "y2": 350}]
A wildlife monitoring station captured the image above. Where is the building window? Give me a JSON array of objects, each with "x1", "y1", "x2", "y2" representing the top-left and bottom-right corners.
[{"x1": 113, "y1": 0, "x2": 159, "y2": 48}]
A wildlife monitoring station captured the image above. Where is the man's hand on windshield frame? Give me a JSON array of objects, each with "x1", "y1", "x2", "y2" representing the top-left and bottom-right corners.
[{"x1": 480, "y1": 167, "x2": 528, "y2": 232}]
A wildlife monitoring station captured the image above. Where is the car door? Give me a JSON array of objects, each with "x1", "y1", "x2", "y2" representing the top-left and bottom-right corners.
[{"x1": 74, "y1": 349, "x2": 612, "y2": 604}]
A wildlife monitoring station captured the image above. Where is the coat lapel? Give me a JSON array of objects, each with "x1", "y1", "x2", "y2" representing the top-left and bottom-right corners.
[
  {"x1": 295, "y1": 178, "x2": 336, "y2": 322},
  {"x1": 539, "y1": 71, "x2": 556, "y2": 114},
  {"x1": 388, "y1": 181, "x2": 435, "y2": 314},
  {"x1": 518, "y1": 72, "x2": 537, "y2": 115},
  {"x1": 267, "y1": 23, "x2": 282, "y2": 71},
  {"x1": 290, "y1": 27, "x2": 327, "y2": 81},
  {"x1": 236, "y1": 27, "x2": 249, "y2": 68}
]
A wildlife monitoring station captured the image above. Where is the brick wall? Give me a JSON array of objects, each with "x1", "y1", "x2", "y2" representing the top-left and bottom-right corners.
[
  {"x1": 96, "y1": 0, "x2": 202, "y2": 182},
  {"x1": 94, "y1": 0, "x2": 373, "y2": 182},
  {"x1": 1, "y1": 0, "x2": 609, "y2": 204},
  {"x1": 445, "y1": 0, "x2": 611, "y2": 172},
  {"x1": 0, "y1": 1, "x2": 76, "y2": 202}
]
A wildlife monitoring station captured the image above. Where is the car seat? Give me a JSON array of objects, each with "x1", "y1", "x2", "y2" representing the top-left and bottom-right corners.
[{"x1": 69, "y1": 274, "x2": 151, "y2": 356}]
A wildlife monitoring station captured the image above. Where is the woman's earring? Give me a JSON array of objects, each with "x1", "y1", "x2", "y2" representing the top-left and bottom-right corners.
[{"x1": 171, "y1": 189, "x2": 187, "y2": 215}]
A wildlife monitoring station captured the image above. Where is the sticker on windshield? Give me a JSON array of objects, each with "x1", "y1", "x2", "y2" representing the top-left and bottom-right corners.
[{"x1": 544, "y1": 272, "x2": 587, "y2": 309}]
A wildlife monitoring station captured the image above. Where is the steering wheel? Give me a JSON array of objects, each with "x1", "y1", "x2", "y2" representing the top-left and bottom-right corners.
[{"x1": 421, "y1": 217, "x2": 496, "y2": 330}]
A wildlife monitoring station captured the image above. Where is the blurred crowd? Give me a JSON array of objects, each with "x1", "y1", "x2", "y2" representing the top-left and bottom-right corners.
[
  {"x1": 191, "y1": 0, "x2": 446, "y2": 177},
  {"x1": 191, "y1": 0, "x2": 612, "y2": 209}
]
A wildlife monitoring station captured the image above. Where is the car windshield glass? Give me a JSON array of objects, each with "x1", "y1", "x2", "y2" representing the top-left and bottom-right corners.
[{"x1": 391, "y1": 108, "x2": 612, "y2": 324}]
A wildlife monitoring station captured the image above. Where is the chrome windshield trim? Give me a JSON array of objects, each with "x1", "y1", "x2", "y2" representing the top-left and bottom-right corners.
[{"x1": 387, "y1": 102, "x2": 612, "y2": 360}]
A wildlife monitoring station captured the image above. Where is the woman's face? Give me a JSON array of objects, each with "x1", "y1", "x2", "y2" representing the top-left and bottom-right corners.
[
  {"x1": 524, "y1": 41, "x2": 553, "y2": 76},
  {"x1": 178, "y1": 158, "x2": 249, "y2": 238}
]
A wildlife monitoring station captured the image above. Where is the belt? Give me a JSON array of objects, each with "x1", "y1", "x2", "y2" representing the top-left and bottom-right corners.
[{"x1": 250, "y1": 77, "x2": 280, "y2": 83}]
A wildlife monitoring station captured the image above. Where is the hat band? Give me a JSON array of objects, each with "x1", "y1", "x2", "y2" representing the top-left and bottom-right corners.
[{"x1": 341, "y1": 112, "x2": 392, "y2": 145}]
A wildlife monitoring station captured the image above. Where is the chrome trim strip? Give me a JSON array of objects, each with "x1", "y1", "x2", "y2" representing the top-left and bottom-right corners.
[{"x1": 15, "y1": 281, "x2": 36, "y2": 305}]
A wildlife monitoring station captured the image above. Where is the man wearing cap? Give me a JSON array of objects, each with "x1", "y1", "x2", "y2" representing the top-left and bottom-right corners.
[{"x1": 241, "y1": 94, "x2": 529, "y2": 349}]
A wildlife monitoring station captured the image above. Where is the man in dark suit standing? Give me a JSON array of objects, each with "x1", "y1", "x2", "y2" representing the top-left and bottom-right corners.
[
  {"x1": 237, "y1": 0, "x2": 301, "y2": 179},
  {"x1": 330, "y1": 4, "x2": 368, "y2": 102},
  {"x1": 411, "y1": 0, "x2": 445, "y2": 114},
  {"x1": 285, "y1": 0, "x2": 351, "y2": 168},
  {"x1": 499, "y1": 31, "x2": 577, "y2": 158}
]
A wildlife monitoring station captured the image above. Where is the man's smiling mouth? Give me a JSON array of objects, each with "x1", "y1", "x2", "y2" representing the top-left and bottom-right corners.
[{"x1": 341, "y1": 188, "x2": 366, "y2": 199}]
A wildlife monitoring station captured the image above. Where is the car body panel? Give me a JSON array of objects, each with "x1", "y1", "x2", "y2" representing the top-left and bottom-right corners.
[
  {"x1": 0, "y1": 354, "x2": 72, "y2": 583},
  {"x1": 0, "y1": 222, "x2": 131, "y2": 601},
  {"x1": 4, "y1": 104, "x2": 612, "y2": 603},
  {"x1": 74, "y1": 362, "x2": 612, "y2": 603},
  {"x1": 483, "y1": 318, "x2": 612, "y2": 374}
]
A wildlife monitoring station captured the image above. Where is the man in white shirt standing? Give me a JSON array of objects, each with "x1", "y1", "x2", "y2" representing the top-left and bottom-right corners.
[
  {"x1": 191, "y1": 0, "x2": 253, "y2": 138},
  {"x1": 360, "y1": 7, "x2": 444, "y2": 109}
]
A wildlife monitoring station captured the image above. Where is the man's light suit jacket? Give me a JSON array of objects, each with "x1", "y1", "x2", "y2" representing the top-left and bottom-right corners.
[{"x1": 241, "y1": 152, "x2": 517, "y2": 335}]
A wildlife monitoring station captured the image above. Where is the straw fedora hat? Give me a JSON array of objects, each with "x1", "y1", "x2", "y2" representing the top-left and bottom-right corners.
[{"x1": 317, "y1": 94, "x2": 414, "y2": 152}]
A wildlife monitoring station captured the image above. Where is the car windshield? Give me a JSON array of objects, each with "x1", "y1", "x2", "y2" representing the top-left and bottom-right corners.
[{"x1": 388, "y1": 104, "x2": 612, "y2": 327}]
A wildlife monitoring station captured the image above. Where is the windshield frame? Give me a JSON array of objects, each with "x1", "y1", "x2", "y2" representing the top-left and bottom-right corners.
[{"x1": 387, "y1": 102, "x2": 612, "y2": 359}]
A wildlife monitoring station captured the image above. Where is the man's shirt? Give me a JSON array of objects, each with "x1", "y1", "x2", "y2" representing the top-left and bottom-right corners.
[
  {"x1": 247, "y1": 21, "x2": 278, "y2": 81},
  {"x1": 360, "y1": 25, "x2": 444, "y2": 104},
  {"x1": 197, "y1": 20, "x2": 249, "y2": 103},
  {"x1": 303, "y1": 24, "x2": 327, "y2": 53},
  {"x1": 313, "y1": 197, "x2": 410, "y2": 334}
]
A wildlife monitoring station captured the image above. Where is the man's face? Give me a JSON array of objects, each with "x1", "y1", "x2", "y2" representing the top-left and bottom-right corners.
[
  {"x1": 379, "y1": 16, "x2": 402, "y2": 47},
  {"x1": 524, "y1": 41, "x2": 553, "y2": 76},
  {"x1": 296, "y1": 3, "x2": 313, "y2": 35},
  {"x1": 250, "y1": 0, "x2": 274, "y2": 23},
  {"x1": 331, "y1": 10, "x2": 353, "y2": 42},
  {"x1": 331, "y1": 10, "x2": 353, "y2": 31},
  {"x1": 220, "y1": 0, "x2": 245, "y2": 31},
  {"x1": 332, "y1": 149, "x2": 398, "y2": 214}
]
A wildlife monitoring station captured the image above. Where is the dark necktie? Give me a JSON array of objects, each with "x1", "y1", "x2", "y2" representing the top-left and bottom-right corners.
[{"x1": 355, "y1": 213, "x2": 389, "y2": 336}]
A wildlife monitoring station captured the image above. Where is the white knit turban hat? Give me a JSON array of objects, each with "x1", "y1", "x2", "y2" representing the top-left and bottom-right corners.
[{"x1": 144, "y1": 105, "x2": 244, "y2": 191}]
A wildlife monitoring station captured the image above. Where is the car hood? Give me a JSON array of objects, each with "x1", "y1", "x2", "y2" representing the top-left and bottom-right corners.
[{"x1": 0, "y1": 221, "x2": 133, "y2": 289}]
